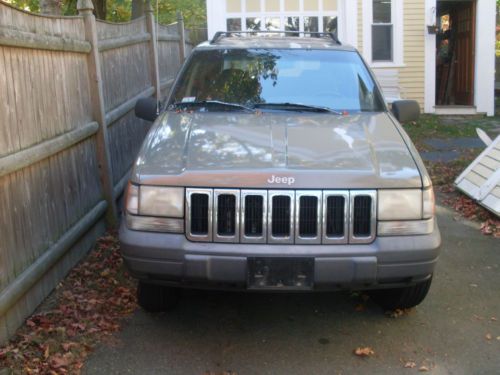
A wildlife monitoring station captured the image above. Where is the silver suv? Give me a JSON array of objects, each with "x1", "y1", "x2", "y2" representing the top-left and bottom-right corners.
[{"x1": 121, "y1": 32, "x2": 441, "y2": 312}]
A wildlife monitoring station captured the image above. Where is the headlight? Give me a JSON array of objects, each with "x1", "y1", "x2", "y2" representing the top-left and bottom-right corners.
[
  {"x1": 126, "y1": 215, "x2": 184, "y2": 233},
  {"x1": 378, "y1": 187, "x2": 436, "y2": 236},
  {"x1": 125, "y1": 183, "x2": 139, "y2": 215},
  {"x1": 139, "y1": 186, "x2": 184, "y2": 218},
  {"x1": 125, "y1": 184, "x2": 184, "y2": 233},
  {"x1": 422, "y1": 187, "x2": 435, "y2": 219},
  {"x1": 378, "y1": 189, "x2": 422, "y2": 220}
]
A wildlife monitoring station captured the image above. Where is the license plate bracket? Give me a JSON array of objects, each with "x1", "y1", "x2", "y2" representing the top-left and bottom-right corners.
[{"x1": 247, "y1": 257, "x2": 314, "y2": 290}]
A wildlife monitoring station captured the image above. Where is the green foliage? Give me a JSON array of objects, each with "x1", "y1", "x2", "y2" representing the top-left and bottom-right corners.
[
  {"x1": 4, "y1": 0, "x2": 206, "y2": 27},
  {"x1": 4, "y1": 0, "x2": 40, "y2": 13},
  {"x1": 154, "y1": 0, "x2": 206, "y2": 28},
  {"x1": 107, "y1": 0, "x2": 132, "y2": 22}
]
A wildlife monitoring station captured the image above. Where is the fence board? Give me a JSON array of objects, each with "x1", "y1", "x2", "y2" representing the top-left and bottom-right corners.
[
  {"x1": 96, "y1": 17, "x2": 147, "y2": 40},
  {"x1": 100, "y1": 43, "x2": 152, "y2": 112}
]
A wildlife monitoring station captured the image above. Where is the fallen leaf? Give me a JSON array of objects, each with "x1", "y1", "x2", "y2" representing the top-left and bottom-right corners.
[
  {"x1": 49, "y1": 354, "x2": 71, "y2": 369},
  {"x1": 387, "y1": 308, "x2": 413, "y2": 318},
  {"x1": 0, "y1": 231, "x2": 137, "y2": 374},
  {"x1": 100, "y1": 269, "x2": 110, "y2": 277},
  {"x1": 404, "y1": 361, "x2": 417, "y2": 368},
  {"x1": 354, "y1": 347, "x2": 375, "y2": 357},
  {"x1": 419, "y1": 366, "x2": 430, "y2": 372},
  {"x1": 485, "y1": 333, "x2": 492, "y2": 340},
  {"x1": 61, "y1": 342, "x2": 78, "y2": 352},
  {"x1": 354, "y1": 304, "x2": 365, "y2": 312}
]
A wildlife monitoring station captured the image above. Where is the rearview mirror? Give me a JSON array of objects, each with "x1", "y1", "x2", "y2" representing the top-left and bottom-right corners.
[
  {"x1": 392, "y1": 100, "x2": 420, "y2": 123},
  {"x1": 135, "y1": 97, "x2": 159, "y2": 122}
]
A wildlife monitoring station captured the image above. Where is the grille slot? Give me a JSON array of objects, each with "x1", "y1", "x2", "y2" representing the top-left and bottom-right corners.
[
  {"x1": 299, "y1": 196, "x2": 318, "y2": 237},
  {"x1": 190, "y1": 194, "x2": 209, "y2": 235},
  {"x1": 217, "y1": 195, "x2": 236, "y2": 236},
  {"x1": 244, "y1": 195, "x2": 263, "y2": 237},
  {"x1": 213, "y1": 189, "x2": 240, "y2": 242},
  {"x1": 326, "y1": 196, "x2": 345, "y2": 237},
  {"x1": 272, "y1": 195, "x2": 291, "y2": 237},
  {"x1": 353, "y1": 196, "x2": 372, "y2": 237}
]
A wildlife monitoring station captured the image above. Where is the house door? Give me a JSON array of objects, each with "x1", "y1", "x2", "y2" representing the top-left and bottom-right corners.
[
  {"x1": 453, "y1": 1, "x2": 476, "y2": 105},
  {"x1": 436, "y1": 1, "x2": 476, "y2": 106}
]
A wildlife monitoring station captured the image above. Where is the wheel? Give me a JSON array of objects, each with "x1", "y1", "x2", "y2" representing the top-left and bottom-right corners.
[
  {"x1": 369, "y1": 276, "x2": 433, "y2": 310},
  {"x1": 137, "y1": 281, "x2": 180, "y2": 312}
]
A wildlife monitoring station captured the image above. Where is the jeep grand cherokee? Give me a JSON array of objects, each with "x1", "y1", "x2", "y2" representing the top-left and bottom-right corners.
[{"x1": 120, "y1": 32, "x2": 441, "y2": 312}]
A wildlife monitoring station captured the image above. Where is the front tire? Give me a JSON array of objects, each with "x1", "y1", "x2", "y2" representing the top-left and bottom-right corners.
[
  {"x1": 137, "y1": 281, "x2": 180, "y2": 312},
  {"x1": 369, "y1": 276, "x2": 433, "y2": 310}
]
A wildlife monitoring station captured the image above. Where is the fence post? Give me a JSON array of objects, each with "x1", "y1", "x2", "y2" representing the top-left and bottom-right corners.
[
  {"x1": 145, "y1": 1, "x2": 161, "y2": 101},
  {"x1": 176, "y1": 11, "x2": 186, "y2": 62},
  {"x1": 77, "y1": 0, "x2": 117, "y2": 225}
]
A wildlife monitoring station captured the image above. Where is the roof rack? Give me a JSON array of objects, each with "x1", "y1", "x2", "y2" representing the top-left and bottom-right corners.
[{"x1": 210, "y1": 31, "x2": 342, "y2": 45}]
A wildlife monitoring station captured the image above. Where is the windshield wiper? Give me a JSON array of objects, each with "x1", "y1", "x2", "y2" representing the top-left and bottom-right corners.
[
  {"x1": 253, "y1": 102, "x2": 343, "y2": 115},
  {"x1": 171, "y1": 100, "x2": 255, "y2": 113}
]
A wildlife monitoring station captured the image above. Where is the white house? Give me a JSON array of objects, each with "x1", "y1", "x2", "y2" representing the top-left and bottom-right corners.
[{"x1": 206, "y1": 0, "x2": 497, "y2": 116}]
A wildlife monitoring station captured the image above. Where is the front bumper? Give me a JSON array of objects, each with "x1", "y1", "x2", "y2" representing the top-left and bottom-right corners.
[{"x1": 119, "y1": 220, "x2": 441, "y2": 291}]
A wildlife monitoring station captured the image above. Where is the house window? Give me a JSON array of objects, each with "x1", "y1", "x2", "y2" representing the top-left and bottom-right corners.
[
  {"x1": 227, "y1": 18, "x2": 242, "y2": 31},
  {"x1": 265, "y1": 18, "x2": 281, "y2": 31},
  {"x1": 285, "y1": 16, "x2": 300, "y2": 36},
  {"x1": 246, "y1": 17, "x2": 262, "y2": 31},
  {"x1": 372, "y1": 0, "x2": 393, "y2": 61},
  {"x1": 323, "y1": 16, "x2": 337, "y2": 35},
  {"x1": 220, "y1": 0, "x2": 340, "y2": 39},
  {"x1": 363, "y1": 0, "x2": 403, "y2": 66},
  {"x1": 304, "y1": 16, "x2": 319, "y2": 34}
]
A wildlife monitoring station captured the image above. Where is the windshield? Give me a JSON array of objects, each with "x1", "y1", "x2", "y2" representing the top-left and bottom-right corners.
[{"x1": 170, "y1": 48, "x2": 385, "y2": 113}]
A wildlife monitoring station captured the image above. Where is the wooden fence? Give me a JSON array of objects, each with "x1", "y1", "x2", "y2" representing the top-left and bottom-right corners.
[{"x1": 0, "y1": 0, "x2": 193, "y2": 344}]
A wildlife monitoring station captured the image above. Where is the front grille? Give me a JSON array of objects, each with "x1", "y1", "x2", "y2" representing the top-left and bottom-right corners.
[{"x1": 186, "y1": 189, "x2": 376, "y2": 244}]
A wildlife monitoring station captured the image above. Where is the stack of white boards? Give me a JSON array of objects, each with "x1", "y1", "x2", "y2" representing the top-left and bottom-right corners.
[{"x1": 455, "y1": 130, "x2": 500, "y2": 217}]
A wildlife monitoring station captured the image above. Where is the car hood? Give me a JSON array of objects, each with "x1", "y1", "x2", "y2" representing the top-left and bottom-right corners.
[{"x1": 133, "y1": 111, "x2": 423, "y2": 189}]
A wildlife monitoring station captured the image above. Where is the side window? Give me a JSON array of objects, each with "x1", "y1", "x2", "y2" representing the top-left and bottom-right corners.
[{"x1": 371, "y1": 0, "x2": 393, "y2": 62}]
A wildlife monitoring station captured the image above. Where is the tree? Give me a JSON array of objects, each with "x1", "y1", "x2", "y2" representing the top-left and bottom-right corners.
[
  {"x1": 131, "y1": 0, "x2": 144, "y2": 19},
  {"x1": 5, "y1": 0, "x2": 206, "y2": 26},
  {"x1": 154, "y1": 0, "x2": 206, "y2": 28},
  {"x1": 39, "y1": 0, "x2": 61, "y2": 14},
  {"x1": 93, "y1": 0, "x2": 106, "y2": 19}
]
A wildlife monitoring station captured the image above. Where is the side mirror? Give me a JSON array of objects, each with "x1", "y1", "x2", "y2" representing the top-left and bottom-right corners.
[
  {"x1": 392, "y1": 100, "x2": 420, "y2": 123},
  {"x1": 135, "y1": 97, "x2": 159, "y2": 122}
]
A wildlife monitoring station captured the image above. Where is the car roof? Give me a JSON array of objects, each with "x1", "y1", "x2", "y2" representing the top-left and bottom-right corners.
[{"x1": 195, "y1": 35, "x2": 357, "y2": 52}]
